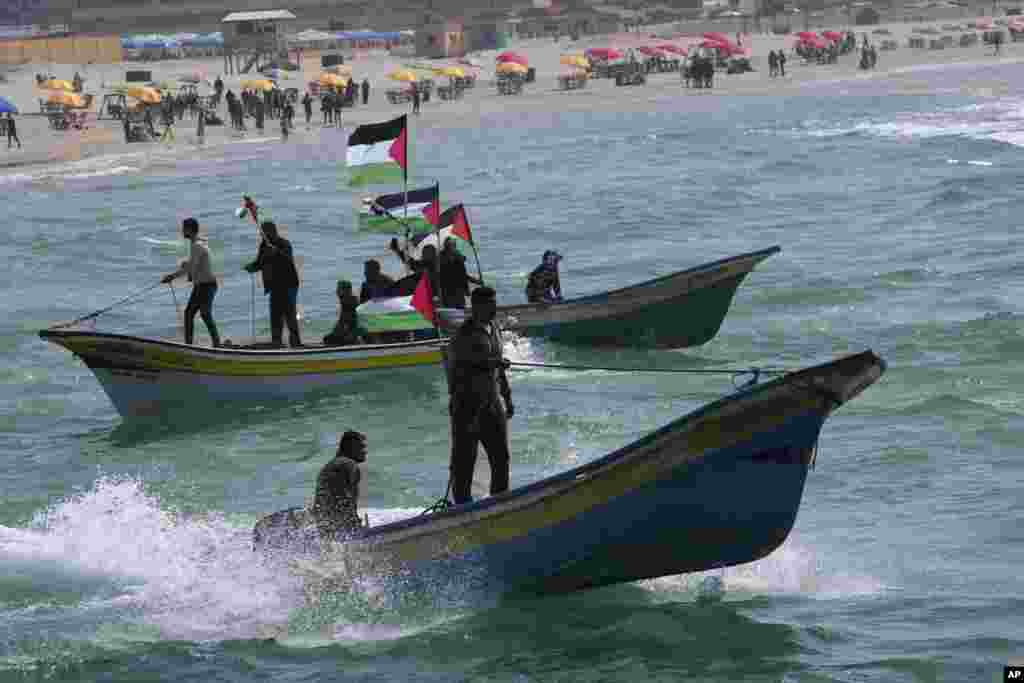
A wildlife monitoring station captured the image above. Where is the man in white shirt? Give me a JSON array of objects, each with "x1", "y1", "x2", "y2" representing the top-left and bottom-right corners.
[{"x1": 162, "y1": 218, "x2": 221, "y2": 347}]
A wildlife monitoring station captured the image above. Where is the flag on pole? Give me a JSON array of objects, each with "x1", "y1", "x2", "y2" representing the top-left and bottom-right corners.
[
  {"x1": 422, "y1": 182, "x2": 441, "y2": 227},
  {"x1": 358, "y1": 186, "x2": 437, "y2": 233},
  {"x1": 410, "y1": 272, "x2": 435, "y2": 323},
  {"x1": 407, "y1": 203, "x2": 474, "y2": 259},
  {"x1": 346, "y1": 115, "x2": 407, "y2": 186}
]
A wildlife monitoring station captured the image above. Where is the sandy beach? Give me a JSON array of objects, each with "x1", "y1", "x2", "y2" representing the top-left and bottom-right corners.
[{"x1": 0, "y1": 18, "x2": 1019, "y2": 174}]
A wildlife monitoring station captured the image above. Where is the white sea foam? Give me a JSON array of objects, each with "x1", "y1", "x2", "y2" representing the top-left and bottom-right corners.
[
  {"x1": 639, "y1": 533, "x2": 884, "y2": 600},
  {"x1": 0, "y1": 478, "x2": 453, "y2": 643}
]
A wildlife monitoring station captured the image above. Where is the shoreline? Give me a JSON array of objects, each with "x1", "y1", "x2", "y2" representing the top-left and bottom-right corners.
[{"x1": 0, "y1": 20, "x2": 1019, "y2": 177}]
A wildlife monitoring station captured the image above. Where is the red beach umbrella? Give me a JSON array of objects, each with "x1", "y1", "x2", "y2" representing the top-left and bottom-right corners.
[
  {"x1": 797, "y1": 31, "x2": 818, "y2": 40},
  {"x1": 703, "y1": 31, "x2": 730, "y2": 43},
  {"x1": 585, "y1": 47, "x2": 623, "y2": 60},
  {"x1": 657, "y1": 44, "x2": 686, "y2": 55},
  {"x1": 496, "y1": 51, "x2": 528, "y2": 66},
  {"x1": 822, "y1": 30, "x2": 843, "y2": 41}
]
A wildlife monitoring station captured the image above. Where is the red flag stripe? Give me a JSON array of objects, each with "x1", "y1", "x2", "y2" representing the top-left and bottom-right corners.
[
  {"x1": 451, "y1": 206, "x2": 472, "y2": 242},
  {"x1": 411, "y1": 272, "x2": 435, "y2": 324},
  {"x1": 388, "y1": 125, "x2": 408, "y2": 172}
]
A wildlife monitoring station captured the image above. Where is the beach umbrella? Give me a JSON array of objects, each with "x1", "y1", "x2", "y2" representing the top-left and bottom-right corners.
[
  {"x1": 0, "y1": 96, "x2": 17, "y2": 114},
  {"x1": 126, "y1": 86, "x2": 161, "y2": 103},
  {"x1": 822, "y1": 30, "x2": 843, "y2": 41},
  {"x1": 319, "y1": 73, "x2": 348, "y2": 88},
  {"x1": 47, "y1": 91, "x2": 86, "y2": 108},
  {"x1": 796, "y1": 31, "x2": 817, "y2": 39},
  {"x1": 436, "y1": 66, "x2": 466, "y2": 77},
  {"x1": 657, "y1": 44, "x2": 687, "y2": 55},
  {"x1": 241, "y1": 78, "x2": 275, "y2": 92},
  {"x1": 585, "y1": 47, "x2": 623, "y2": 61},
  {"x1": 41, "y1": 79, "x2": 75, "y2": 92},
  {"x1": 387, "y1": 69, "x2": 418, "y2": 83},
  {"x1": 496, "y1": 51, "x2": 528, "y2": 66},
  {"x1": 496, "y1": 62, "x2": 527, "y2": 75},
  {"x1": 703, "y1": 31, "x2": 730, "y2": 43},
  {"x1": 326, "y1": 64, "x2": 353, "y2": 75},
  {"x1": 560, "y1": 54, "x2": 590, "y2": 68}
]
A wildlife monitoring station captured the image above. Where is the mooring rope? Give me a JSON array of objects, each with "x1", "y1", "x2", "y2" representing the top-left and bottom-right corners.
[
  {"x1": 508, "y1": 361, "x2": 791, "y2": 377},
  {"x1": 48, "y1": 281, "x2": 165, "y2": 330}
]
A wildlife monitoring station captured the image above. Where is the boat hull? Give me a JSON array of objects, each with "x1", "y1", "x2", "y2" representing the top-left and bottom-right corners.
[
  {"x1": 442, "y1": 247, "x2": 781, "y2": 348},
  {"x1": 38, "y1": 330, "x2": 444, "y2": 419},
  {"x1": 294, "y1": 351, "x2": 885, "y2": 598}
]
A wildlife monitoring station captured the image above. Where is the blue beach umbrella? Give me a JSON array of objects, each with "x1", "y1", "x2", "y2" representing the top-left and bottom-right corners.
[{"x1": 0, "y1": 96, "x2": 17, "y2": 114}]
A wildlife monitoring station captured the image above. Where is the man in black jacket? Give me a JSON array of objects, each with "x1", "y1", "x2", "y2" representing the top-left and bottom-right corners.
[{"x1": 244, "y1": 221, "x2": 302, "y2": 347}]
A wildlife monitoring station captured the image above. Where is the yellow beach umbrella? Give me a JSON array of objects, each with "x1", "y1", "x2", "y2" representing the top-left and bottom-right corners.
[
  {"x1": 125, "y1": 85, "x2": 162, "y2": 104},
  {"x1": 496, "y1": 62, "x2": 527, "y2": 75},
  {"x1": 42, "y1": 79, "x2": 75, "y2": 92},
  {"x1": 560, "y1": 55, "x2": 590, "y2": 68},
  {"x1": 437, "y1": 66, "x2": 465, "y2": 78},
  {"x1": 241, "y1": 78, "x2": 275, "y2": 92},
  {"x1": 47, "y1": 91, "x2": 86, "y2": 108},
  {"x1": 327, "y1": 64, "x2": 353, "y2": 76},
  {"x1": 387, "y1": 69, "x2": 418, "y2": 83},
  {"x1": 318, "y1": 72, "x2": 348, "y2": 88}
]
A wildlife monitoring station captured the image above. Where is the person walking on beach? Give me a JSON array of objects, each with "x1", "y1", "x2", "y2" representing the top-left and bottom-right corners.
[
  {"x1": 302, "y1": 92, "x2": 312, "y2": 126},
  {"x1": 161, "y1": 218, "x2": 221, "y2": 347},
  {"x1": 196, "y1": 105, "x2": 205, "y2": 145},
  {"x1": 6, "y1": 113, "x2": 20, "y2": 149},
  {"x1": 280, "y1": 109, "x2": 289, "y2": 142},
  {"x1": 412, "y1": 84, "x2": 421, "y2": 115},
  {"x1": 768, "y1": 50, "x2": 777, "y2": 77},
  {"x1": 361, "y1": 78, "x2": 370, "y2": 105},
  {"x1": 777, "y1": 50, "x2": 786, "y2": 77},
  {"x1": 243, "y1": 221, "x2": 302, "y2": 348}
]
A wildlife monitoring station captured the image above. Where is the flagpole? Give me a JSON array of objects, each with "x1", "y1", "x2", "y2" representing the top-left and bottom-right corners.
[
  {"x1": 402, "y1": 114, "x2": 410, "y2": 273},
  {"x1": 463, "y1": 206, "x2": 486, "y2": 287}
]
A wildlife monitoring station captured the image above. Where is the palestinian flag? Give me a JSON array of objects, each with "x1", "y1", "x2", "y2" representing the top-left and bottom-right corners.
[
  {"x1": 347, "y1": 115, "x2": 407, "y2": 186},
  {"x1": 408, "y1": 204, "x2": 473, "y2": 259},
  {"x1": 358, "y1": 186, "x2": 437, "y2": 233}
]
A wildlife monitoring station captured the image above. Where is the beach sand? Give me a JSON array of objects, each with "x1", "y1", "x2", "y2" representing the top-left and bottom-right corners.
[{"x1": 0, "y1": 18, "x2": 1019, "y2": 175}]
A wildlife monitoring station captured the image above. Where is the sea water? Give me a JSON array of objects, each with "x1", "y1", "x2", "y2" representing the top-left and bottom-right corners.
[{"x1": 1, "y1": 62, "x2": 1023, "y2": 681}]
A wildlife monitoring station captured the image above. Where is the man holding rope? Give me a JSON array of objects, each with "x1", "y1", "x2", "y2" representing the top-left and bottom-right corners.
[{"x1": 161, "y1": 218, "x2": 221, "y2": 348}]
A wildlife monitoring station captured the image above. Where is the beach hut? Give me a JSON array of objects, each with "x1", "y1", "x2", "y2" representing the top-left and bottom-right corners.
[
  {"x1": 221, "y1": 10, "x2": 295, "y2": 76},
  {"x1": 415, "y1": 19, "x2": 465, "y2": 59}
]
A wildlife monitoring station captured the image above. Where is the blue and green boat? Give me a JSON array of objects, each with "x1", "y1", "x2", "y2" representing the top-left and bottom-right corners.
[{"x1": 277, "y1": 350, "x2": 884, "y2": 598}]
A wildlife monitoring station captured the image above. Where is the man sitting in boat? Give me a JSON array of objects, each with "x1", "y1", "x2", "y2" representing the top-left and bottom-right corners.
[
  {"x1": 160, "y1": 217, "x2": 221, "y2": 347},
  {"x1": 525, "y1": 250, "x2": 564, "y2": 304},
  {"x1": 323, "y1": 280, "x2": 363, "y2": 346},
  {"x1": 447, "y1": 287, "x2": 513, "y2": 505},
  {"x1": 359, "y1": 259, "x2": 398, "y2": 304},
  {"x1": 312, "y1": 430, "x2": 367, "y2": 541}
]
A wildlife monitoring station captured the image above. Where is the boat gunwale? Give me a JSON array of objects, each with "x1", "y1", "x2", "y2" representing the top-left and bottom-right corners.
[
  {"x1": 352, "y1": 349, "x2": 884, "y2": 543},
  {"x1": 37, "y1": 328, "x2": 446, "y2": 358}
]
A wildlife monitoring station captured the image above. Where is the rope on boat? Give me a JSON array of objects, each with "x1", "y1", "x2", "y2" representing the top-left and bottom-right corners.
[
  {"x1": 508, "y1": 361, "x2": 790, "y2": 387},
  {"x1": 48, "y1": 281, "x2": 165, "y2": 330}
]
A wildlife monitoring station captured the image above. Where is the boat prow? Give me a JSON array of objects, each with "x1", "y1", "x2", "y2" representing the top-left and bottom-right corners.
[{"x1": 283, "y1": 350, "x2": 884, "y2": 599}]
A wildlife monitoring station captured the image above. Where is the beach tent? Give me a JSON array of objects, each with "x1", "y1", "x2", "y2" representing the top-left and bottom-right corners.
[
  {"x1": 496, "y1": 51, "x2": 528, "y2": 66},
  {"x1": 0, "y1": 96, "x2": 17, "y2": 114}
]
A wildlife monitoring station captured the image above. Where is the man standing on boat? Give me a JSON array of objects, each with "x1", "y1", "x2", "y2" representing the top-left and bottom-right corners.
[
  {"x1": 439, "y1": 237, "x2": 480, "y2": 309},
  {"x1": 244, "y1": 221, "x2": 302, "y2": 348},
  {"x1": 161, "y1": 218, "x2": 221, "y2": 348},
  {"x1": 312, "y1": 430, "x2": 367, "y2": 541},
  {"x1": 447, "y1": 286, "x2": 513, "y2": 505},
  {"x1": 525, "y1": 250, "x2": 563, "y2": 304}
]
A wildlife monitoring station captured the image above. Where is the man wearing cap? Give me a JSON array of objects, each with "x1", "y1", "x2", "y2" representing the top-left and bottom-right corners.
[
  {"x1": 446, "y1": 286, "x2": 513, "y2": 505},
  {"x1": 312, "y1": 430, "x2": 367, "y2": 541},
  {"x1": 525, "y1": 250, "x2": 564, "y2": 304},
  {"x1": 161, "y1": 218, "x2": 221, "y2": 347},
  {"x1": 243, "y1": 221, "x2": 302, "y2": 348}
]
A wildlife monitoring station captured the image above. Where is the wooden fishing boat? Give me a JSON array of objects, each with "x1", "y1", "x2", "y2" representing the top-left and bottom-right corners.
[
  {"x1": 37, "y1": 329, "x2": 444, "y2": 419},
  {"x1": 440, "y1": 246, "x2": 781, "y2": 348},
  {"x1": 276, "y1": 350, "x2": 884, "y2": 599}
]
